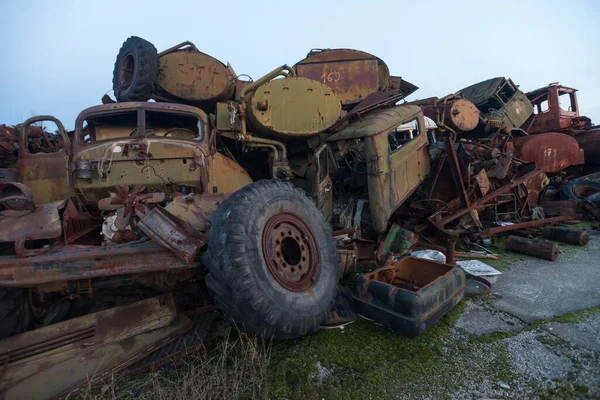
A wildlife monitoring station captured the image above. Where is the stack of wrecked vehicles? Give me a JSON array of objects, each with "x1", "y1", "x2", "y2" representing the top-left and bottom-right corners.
[{"x1": 0, "y1": 36, "x2": 597, "y2": 398}]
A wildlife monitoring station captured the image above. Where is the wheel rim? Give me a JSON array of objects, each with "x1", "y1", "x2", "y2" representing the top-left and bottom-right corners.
[
  {"x1": 262, "y1": 213, "x2": 320, "y2": 292},
  {"x1": 118, "y1": 53, "x2": 136, "y2": 90}
]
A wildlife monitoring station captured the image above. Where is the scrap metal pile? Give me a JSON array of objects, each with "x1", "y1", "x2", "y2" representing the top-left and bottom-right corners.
[{"x1": 0, "y1": 36, "x2": 599, "y2": 398}]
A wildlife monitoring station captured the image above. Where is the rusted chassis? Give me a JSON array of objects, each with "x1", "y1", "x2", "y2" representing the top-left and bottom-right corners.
[{"x1": 0, "y1": 241, "x2": 191, "y2": 288}]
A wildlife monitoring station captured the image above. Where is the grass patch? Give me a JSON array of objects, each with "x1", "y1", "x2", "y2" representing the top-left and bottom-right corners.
[
  {"x1": 268, "y1": 298, "x2": 519, "y2": 399},
  {"x1": 75, "y1": 331, "x2": 272, "y2": 400}
]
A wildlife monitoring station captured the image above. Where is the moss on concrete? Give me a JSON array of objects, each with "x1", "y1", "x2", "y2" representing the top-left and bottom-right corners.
[{"x1": 268, "y1": 299, "x2": 522, "y2": 399}]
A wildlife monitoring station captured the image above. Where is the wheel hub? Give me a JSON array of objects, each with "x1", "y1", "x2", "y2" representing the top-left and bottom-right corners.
[
  {"x1": 118, "y1": 53, "x2": 135, "y2": 90},
  {"x1": 262, "y1": 213, "x2": 320, "y2": 292}
]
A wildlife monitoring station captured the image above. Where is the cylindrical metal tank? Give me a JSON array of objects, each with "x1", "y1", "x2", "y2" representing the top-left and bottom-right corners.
[
  {"x1": 422, "y1": 99, "x2": 479, "y2": 133},
  {"x1": 246, "y1": 77, "x2": 342, "y2": 138},
  {"x1": 575, "y1": 127, "x2": 600, "y2": 165},
  {"x1": 157, "y1": 50, "x2": 236, "y2": 102},
  {"x1": 512, "y1": 132, "x2": 585, "y2": 173},
  {"x1": 541, "y1": 227, "x2": 589, "y2": 246},
  {"x1": 505, "y1": 235, "x2": 559, "y2": 261},
  {"x1": 294, "y1": 49, "x2": 390, "y2": 108}
]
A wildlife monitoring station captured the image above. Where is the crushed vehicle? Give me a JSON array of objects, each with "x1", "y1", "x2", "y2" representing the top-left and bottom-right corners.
[
  {"x1": 2, "y1": 36, "x2": 598, "y2": 398},
  {"x1": 0, "y1": 37, "x2": 444, "y2": 350},
  {"x1": 521, "y1": 82, "x2": 600, "y2": 166},
  {"x1": 458, "y1": 77, "x2": 534, "y2": 135}
]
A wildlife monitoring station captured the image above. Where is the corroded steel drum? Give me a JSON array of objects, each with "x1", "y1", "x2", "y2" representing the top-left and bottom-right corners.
[
  {"x1": 541, "y1": 227, "x2": 589, "y2": 246},
  {"x1": 505, "y1": 235, "x2": 559, "y2": 261},
  {"x1": 294, "y1": 49, "x2": 389, "y2": 108},
  {"x1": 512, "y1": 132, "x2": 584, "y2": 173},
  {"x1": 575, "y1": 127, "x2": 600, "y2": 165},
  {"x1": 247, "y1": 77, "x2": 342, "y2": 138},
  {"x1": 423, "y1": 99, "x2": 479, "y2": 133},
  {"x1": 157, "y1": 50, "x2": 236, "y2": 102}
]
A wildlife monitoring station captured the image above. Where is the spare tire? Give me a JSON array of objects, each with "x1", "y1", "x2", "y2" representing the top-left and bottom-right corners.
[
  {"x1": 0, "y1": 287, "x2": 31, "y2": 339},
  {"x1": 203, "y1": 180, "x2": 340, "y2": 339},
  {"x1": 560, "y1": 180, "x2": 600, "y2": 206},
  {"x1": 113, "y1": 36, "x2": 159, "y2": 102}
]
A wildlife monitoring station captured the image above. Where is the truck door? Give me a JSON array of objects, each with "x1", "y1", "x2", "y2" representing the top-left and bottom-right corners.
[
  {"x1": 313, "y1": 144, "x2": 335, "y2": 222},
  {"x1": 16, "y1": 116, "x2": 74, "y2": 204},
  {"x1": 366, "y1": 114, "x2": 430, "y2": 233}
]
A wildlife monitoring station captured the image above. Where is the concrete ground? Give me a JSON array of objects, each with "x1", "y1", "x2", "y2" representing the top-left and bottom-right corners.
[
  {"x1": 269, "y1": 228, "x2": 600, "y2": 399},
  {"x1": 454, "y1": 229, "x2": 600, "y2": 398}
]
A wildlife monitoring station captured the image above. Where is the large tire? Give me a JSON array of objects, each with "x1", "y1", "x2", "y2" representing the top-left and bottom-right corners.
[
  {"x1": 0, "y1": 287, "x2": 31, "y2": 339},
  {"x1": 202, "y1": 180, "x2": 340, "y2": 339},
  {"x1": 561, "y1": 181, "x2": 600, "y2": 205},
  {"x1": 112, "y1": 36, "x2": 159, "y2": 102}
]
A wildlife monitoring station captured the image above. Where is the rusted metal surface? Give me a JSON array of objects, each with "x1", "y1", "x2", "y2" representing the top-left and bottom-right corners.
[
  {"x1": 422, "y1": 98, "x2": 479, "y2": 133},
  {"x1": 511, "y1": 132, "x2": 584, "y2": 173},
  {"x1": 126, "y1": 307, "x2": 217, "y2": 375},
  {"x1": 464, "y1": 275, "x2": 492, "y2": 296},
  {"x1": 262, "y1": 212, "x2": 320, "y2": 292},
  {"x1": 157, "y1": 48, "x2": 236, "y2": 102},
  {"x1": 444, "y1": 136, "x2": 470, "y2": 208},
  {"x1": 523, "y1": 170, "x2": 549, "y2": 207},
  {"x1": 505, "y1": 235, "x2": 559, "y2": 261},
  {"x1": 343, "y1": 106, "x2": 430, "y2": 234},
  {"x1": 0, "y1": 241, "x2": 191, "y2": 287},
  {"x1": 540, "y1": 200, "x2": 580, "y2": 217},
  {"x1": 540, "y1": 227, "x2": 590, "y2": 246},
  {"x1": 137, "y1": 205, "x2": 207, "y2": 265},
  {"x1": 337, "y1": 248, "x2": 357, "y2": 277},
  {"x1": 575, "y1": 127, "x2": 600, "y2": 165},
  {"x1": 328, "y1": 89, "x2": 408, "y2": 132},
  {"x1": 474, "y1": 169, "x2": 491, "y2": 196},
  {"x1": 0, "y1": 199, "x2": 66, "y2": 243},
  {"x1": 524, "y1": 83, "x2": 591, "y2": 134},
  {"x1": 247, "y1": 77, "x2": 342, "y2": 137},
  {"x1": 0, "y1": 294, "x2": 190, "y2": 400},
  {"x1": 294, "y1": 49, "x2": 392, "y2": 107},
  {"x1": 459, "y1": 77, "x2": 534, "y2": 131},
  {"x1": 164, "y1": 192, "x2": 227, "y2": 232},
  {"x1": 482, "y1": 215, "x2": 578, "y2": 236},
  {"x1": 16, "y1": 116, "x2": 74, "y2": 204},
  {"x1": 441, "y1": 168, "x2": 543, "y2": 226},
  {"x1": 0, "y1": 182, "x2": 35, "y2": 217},
  {"x1": 62, "y1": 197, "x2": 103, "y2": 243},
  {"x1": 446, "y1": 239, "x2": 456, "y2": 265},
  {"x1": 353, "y1": 257, "x2": 466, "y2": 336}
]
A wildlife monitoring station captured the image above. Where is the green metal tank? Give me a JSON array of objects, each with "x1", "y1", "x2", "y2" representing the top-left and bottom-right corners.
[
  {"x1": 246, "y1": 76, "x2": 342, "y2": 138},
  {"x1": 294, "y1": 49, "x2": 391, "y2": 108},
  {"x1": 157, "y1": 49, "x2": 236, "y2": 103}
]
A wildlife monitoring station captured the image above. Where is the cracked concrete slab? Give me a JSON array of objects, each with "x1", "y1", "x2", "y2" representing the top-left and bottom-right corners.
[
  {"x1": 455, "y1": 301, "x2": 525, "y2": 335},
  {"x1": 489, "y1": 235, "x2": 600, "y2": 323},
  {"x1": 505, "y1": 330, "x2": 573, "y2": 381},
  {"x1": 543, "y1": 313, "x2": 600, "y2": 354}
]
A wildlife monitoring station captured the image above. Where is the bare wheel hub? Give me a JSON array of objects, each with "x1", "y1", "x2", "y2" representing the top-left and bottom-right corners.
[
  {"x1": 118, "y1": 53, "x2": 135, "y2": 90},
  {"x1": 262, "y1": 213, "x2": 320, "y2": 292}
]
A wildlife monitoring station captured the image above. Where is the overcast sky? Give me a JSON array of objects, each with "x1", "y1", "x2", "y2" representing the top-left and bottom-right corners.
[{"x1": 1, "y1": 0, "x2": 598, "y2": 129}]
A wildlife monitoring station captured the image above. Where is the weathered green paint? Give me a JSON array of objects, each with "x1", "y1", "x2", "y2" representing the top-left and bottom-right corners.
[
  {"x1": 157, "y1": 50, "x2": 236, "y2": 102},
  {"x1": 327, "y1": 105, "x2": 422, "y2": 141},
  {"x1": 329, "y1": 105, "x2": 430, "y2": 233},
  {"x1": 246, "y1": 77, "x2": 342, "y2": 137},
  {"x1": 459, "y1": 77, "x2": 534, "y2": 129},
  {"x1": 379, "y1": 224, "x2": 417, "y2": 260}
]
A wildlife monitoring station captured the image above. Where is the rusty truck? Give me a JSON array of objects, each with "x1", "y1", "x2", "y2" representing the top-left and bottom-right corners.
[{"x1": 0, "y1": 37, "x2": 456, "y2": 341}]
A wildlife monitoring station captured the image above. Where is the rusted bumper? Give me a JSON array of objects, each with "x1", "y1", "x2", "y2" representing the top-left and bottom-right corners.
[{"x1": 0, "y1": 241, "x2": 191, "y2": 287}]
